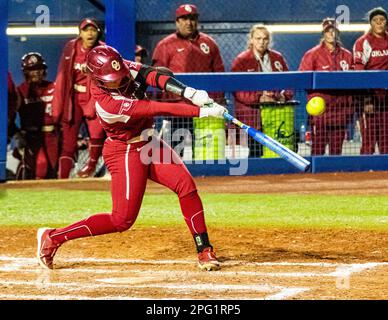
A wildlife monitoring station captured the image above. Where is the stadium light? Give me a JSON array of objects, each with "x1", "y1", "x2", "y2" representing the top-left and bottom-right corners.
[
  {"x1": 267, "y1": 23, "x2": 369, "y2": 33},
  {"x1": 6, "y1": 26, "x2": 79, "y2": 35},
  {"x1": 6, "y1": 23, "x2": 370, "y2": 36}
]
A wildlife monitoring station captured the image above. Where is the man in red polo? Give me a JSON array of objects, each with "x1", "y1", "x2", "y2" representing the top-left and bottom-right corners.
[
  {"x1": 52, "y1": 18, "x2": 105, "y2": 178},
  {"x1": 152, "y1": 4, "x2": 225, "y2": 155}
]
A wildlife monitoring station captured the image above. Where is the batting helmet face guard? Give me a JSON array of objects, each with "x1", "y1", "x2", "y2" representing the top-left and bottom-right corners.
[
  {"x1": 86, "y1": 45, "x2": 130, "y2": 86},
  {"x1": 21, "y1": 52, "x2": 47, "y2": 71}
]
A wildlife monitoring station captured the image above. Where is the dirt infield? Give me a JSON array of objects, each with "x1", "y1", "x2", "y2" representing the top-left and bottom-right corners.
[{"x1": 0, "y1": 171, "x2": 387, "y2": 300}]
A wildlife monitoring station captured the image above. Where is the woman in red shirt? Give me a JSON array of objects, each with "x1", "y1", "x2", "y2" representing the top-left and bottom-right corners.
[
  {"x1": 52, "y1": 18, "x2": 105, "y2": 178},
  {"x1": 37, "y1": 45, "x2": 226, "y2": 272},
  {"x1": 231, "y1": 25, "x2": 293, "y2": 157},
  {"x1": 353, "y1": 7, "x2": 388, "y2": 154},
  {"x1": 299, "y1": 18, "x2": 354, "y2": 155}
]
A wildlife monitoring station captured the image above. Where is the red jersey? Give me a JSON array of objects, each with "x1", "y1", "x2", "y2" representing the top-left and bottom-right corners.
[
  {"x1": 17, "y1": 80, "x2": 56, "y2": 130},
  {"x1": 91, "y1": 62, "x2": 200, "y2": 142},
  {"x1": 231, "y1": 49, "x2": 293, "y2": 103},
  {"x1": 353, "y1": 32, "x2": 388, "y2": 70},
  {"x1": 152, "y1": 31, "x2": 224, "y2": 72},
  {"x1": 299, "y1": 42, "x2": 353, "y2": 72},
  {"x1": 152, "y1": 31, "x2": 225, "y2": 103}
]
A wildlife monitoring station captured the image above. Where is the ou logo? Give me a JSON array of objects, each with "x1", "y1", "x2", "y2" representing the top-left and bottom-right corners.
[
  {"x1": 340, "y1": 60, "x2": 349, "y2": 70},
  {"x1": 111, "y1": 60, "x2": 121, "y2": 71}
]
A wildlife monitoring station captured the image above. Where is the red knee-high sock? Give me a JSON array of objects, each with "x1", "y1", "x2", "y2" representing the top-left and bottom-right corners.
[
  {"x1": 58, "y1": 156, "x2": 74, "y2": 179},
  {"x1": 49, "y1": 213, "x2": 118, "y2": 245},
  {"x1": 179, "y1": 191, "x2": 207, "y2": 236}
]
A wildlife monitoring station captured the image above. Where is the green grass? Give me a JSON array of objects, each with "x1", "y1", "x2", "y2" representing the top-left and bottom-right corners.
[{"x1": 0, "y1": 189, "x2": 387, "y2": 230}]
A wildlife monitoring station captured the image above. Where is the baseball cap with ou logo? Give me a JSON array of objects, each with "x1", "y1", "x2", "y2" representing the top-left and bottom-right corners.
[
  {"x1": 176, "y1": 4, "x2": 199, "y2": 19},
  {"x1": 322, "y1": 17, "x2": 339, "y2": 32},
  {"x1": 79, "y1": 18, "x2": 101, "y2": 32}
]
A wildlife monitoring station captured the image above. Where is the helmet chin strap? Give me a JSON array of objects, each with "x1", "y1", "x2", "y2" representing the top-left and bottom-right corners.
[{"x1": 116, "y1": 76, "x2": 131, "y2": 95}]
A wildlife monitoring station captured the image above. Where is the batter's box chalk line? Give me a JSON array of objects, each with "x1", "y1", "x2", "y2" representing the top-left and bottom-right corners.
[{"x1": 0, "y1": 256, "x2": 387, "y2": 300}]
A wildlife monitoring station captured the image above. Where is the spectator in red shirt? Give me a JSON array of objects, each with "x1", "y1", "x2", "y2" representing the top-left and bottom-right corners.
[
  {"x1": 14, "y1": 52, "x2": 58, "y2": 179},
  {"x1": 353, "y1": 7, "x2": 388, "y2": 154},
  {"x1": 231, "y1": 25, "x2": 293, "y2": 157},
  {"x1": 299, "y1": 18, "x2": 354, "y2": 156},
  {"x1": 52, "y1": 18, "x2": 105, "y2": 178},
  {"x1": 152, "y1": 4, "x2": 225, "y2": 156}
]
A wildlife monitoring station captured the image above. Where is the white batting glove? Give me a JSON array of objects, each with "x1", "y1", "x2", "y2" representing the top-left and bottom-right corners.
[
  {"x1": 183, "y1": 87, "x2": 214, "y2": 107},
  {"x1": 199, "y1": 103, "x2": 227, "y2": 119}
]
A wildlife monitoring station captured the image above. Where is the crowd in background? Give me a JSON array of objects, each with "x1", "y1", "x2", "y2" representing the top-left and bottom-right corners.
[{"x1": 5, "y1": 4, "x2": 388, "y2": 180}]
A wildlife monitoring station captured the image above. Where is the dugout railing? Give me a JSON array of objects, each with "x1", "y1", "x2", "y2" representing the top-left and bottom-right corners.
[
  {"x1": 170, "y1": 71, "x2": 388, "y2": 176},
  {"x1": 3, "y1": 71, "x2": 388, "y2": 180},
  {"x1": 74, "y1": 71, "x2": 388, "y2": 178}
]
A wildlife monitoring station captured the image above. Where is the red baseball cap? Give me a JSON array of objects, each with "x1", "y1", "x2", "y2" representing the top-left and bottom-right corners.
[
  {"x1": 176, "y1": 4, "x2": 199, "y2": 19},
  {"x1": 322, "y1": 18, "x2": 339, "y2": 32},
  {"x1": 79, "y1": 18, "x2": 101, "y2": 32}
]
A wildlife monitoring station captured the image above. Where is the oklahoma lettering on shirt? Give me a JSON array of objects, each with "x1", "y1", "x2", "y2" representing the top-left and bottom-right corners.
[{"x1": 353, "y1": 32, "x2": 388, "y2": 70}]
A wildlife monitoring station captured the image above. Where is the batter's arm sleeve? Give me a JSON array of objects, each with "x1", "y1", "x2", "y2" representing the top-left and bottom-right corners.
[
  {"x1": 137, "y1": 65, "x2": 213, "y2": 106},
  {"x1": 136, "y1": 64, "x2": 176, "y2": 92}
]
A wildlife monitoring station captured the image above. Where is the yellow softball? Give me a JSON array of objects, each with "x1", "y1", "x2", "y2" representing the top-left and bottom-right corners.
[{"x1": 306, "y1": 96, "x2": 326, "y2": 116}]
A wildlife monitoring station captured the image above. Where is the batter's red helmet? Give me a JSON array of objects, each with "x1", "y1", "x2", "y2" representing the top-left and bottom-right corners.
[
  {"x1": 21, "y1": 52, "x2": 47, "y2": 71},
  {"x1": 86, "y1": 45, "x2": 129, "y2": 83}
]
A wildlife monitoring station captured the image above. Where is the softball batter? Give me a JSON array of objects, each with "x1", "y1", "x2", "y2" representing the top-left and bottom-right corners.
[{"x1": 37, "y1": 45, "x2": 226, "y2": 271}]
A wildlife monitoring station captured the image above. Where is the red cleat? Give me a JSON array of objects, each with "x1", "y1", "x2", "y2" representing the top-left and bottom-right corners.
[
  {"x1": 198, "y1": 247, "x2": 220, "y2": 271},
  {"x1": 36, "y1": 228, "x2": 61, "y2": 270}
]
